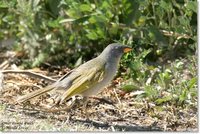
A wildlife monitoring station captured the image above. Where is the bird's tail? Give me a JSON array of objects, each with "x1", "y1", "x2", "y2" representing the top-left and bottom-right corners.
[{"x1": 17, "y1": 85, "x2": 55, "y2": 103}]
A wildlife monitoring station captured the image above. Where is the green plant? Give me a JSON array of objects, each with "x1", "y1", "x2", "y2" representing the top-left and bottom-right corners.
[{"x1": 0, "y1": 0, "x2": 197, "y2": 73}]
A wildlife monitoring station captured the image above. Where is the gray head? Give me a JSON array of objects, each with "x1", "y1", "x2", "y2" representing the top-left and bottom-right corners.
[{"x1": 99, "y1": 43, "x2": 132, "y2": 60}]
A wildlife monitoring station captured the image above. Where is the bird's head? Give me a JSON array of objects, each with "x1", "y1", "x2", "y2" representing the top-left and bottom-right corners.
[{"x1": 100, "y1": 43, "x2": 132, "y2": 59}]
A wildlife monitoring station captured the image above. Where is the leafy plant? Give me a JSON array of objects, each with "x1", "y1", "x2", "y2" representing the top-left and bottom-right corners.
[{"x1": 0, "y1": 0, "x2": 197, "y2": 69}]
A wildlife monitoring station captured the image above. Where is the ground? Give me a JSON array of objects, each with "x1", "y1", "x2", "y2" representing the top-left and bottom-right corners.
[{"x1": 0, "y1": 65, "x2": 197, "y2": 132}]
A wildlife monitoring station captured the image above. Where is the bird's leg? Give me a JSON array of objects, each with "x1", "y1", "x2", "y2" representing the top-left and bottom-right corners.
[
  {"x1": 82, "y1": 96, "x2": 90, "y2": 120},
  {"x1": 68, "y1": 96, "x2": 78, "y2": 108},
  {"x1": 44, "y1": 96, "x2": 78, "y2": 113},
  {"x1": 89, "y1": 96, "x2": 116, "y2": 107},
  {"x1": 45, "y1": 95, "x2": 61, "y2": 109}
]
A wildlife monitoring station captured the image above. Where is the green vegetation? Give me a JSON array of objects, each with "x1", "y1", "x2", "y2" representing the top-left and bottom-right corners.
[{"x1": 0, "y1": 0, "x2": 196, "y2": 66}]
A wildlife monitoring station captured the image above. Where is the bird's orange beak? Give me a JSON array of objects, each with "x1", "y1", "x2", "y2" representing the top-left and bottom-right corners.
[{"x1": 123, "y1": 47, "x2": 132, "y2": 53}]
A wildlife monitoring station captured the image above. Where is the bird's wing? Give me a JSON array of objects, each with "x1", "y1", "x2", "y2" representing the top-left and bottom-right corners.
[{"x1": 59, "y1": 64, "x2": 105, "y2": 103}]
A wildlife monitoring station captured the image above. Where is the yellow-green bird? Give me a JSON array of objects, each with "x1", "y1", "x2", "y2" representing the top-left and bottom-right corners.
[{"x1": 17, "y1": 43, "x2": 132, "y2": 104}]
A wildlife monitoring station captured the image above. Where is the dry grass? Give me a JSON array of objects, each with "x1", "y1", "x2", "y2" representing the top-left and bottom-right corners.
[{"x1": 0, "y1": 67, "x2": 197, "y2": 132}]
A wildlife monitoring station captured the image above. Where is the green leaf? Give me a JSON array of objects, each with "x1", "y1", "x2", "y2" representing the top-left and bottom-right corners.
[
  {"x1": 144, "y1": 86, "x2": 159, "y2": 100},
  {"x1": 176, "y1": 26, "x2": 186, "y2": 34},
  {"x1": 79, "y1": 4, "x2": 92, "y2": 12},
  {"x1": 75, "y1": 15, "x2": 91, "y2": 23},
  {"x1": 86, "y1": 26, "x2": 105, "y2": 40},
  {"x1": 101, "y1": 1, "x2": 110, "y2": 9},
  {"x1": 32, "y1": 53, "x2": 48, "y2": 67},
  {"x1": 123, "y1": 0, "x2": 140, "y2": 25},
  {"x1": 188, "y1": 77, "x2": 197, "y2": 90},
  {"x1": 48, "y1": 19, "x2": 61, "y2": 28},
  {"x1": 121, "y1": 84, "x2": 140, "y2": 92},
  {"x1": 0, "y1": 1, "x2": 9, "y2": 8},
  {"x1": 179, "y1": 89, "x2": 187, "y2": 102},
  {"x1": 109, "y1": 23, "x2": 119, "y2": 35},
  {"x1": 148, "y1": 26, "x2": 167, "y2": 45},
  {"x1": 66, "y1": 8, "x2": 81, "y2": 18},
  {"x1": 160, "y1": 0, "x2": 172, "y2": 11},
  {"x1": 179, "y1": 16, "x2": 190, "y2": 26},
  {"x1": 86, "y1": 31, "x2": 98, "y2": 40},
  {"x1": 138, "y1": 49, "x2": 152, "y2": 59},
  {"x1": 155, "y1": 96, "x2": 172, "y2": 105},
  {"x1": 186, "y1": 1, "x2": 197, "y2": 13},
  {"x1": 96, "y1": 27, "x2": 105, "y2": 38},
  {"x1": 88, "y1": 15, "x2": 107, "y2": 24}
]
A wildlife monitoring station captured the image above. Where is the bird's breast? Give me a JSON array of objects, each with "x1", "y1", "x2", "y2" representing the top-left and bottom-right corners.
[{"x1": 82, "y1": 61, "x2": 119, "y2": 96}]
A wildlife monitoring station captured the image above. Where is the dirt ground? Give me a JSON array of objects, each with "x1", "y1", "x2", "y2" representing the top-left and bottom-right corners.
[{"x1": 0, "y1": 68, "x2": 197, "y2": 132}]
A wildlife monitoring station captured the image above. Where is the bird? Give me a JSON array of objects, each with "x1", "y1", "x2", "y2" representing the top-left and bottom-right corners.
[{"x1": 17, "y1": 43, "x2": 132, "y2": 105}]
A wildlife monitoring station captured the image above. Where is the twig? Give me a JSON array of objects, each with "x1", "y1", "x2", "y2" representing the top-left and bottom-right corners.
[
  {"x1": 0, "y1": 60, "x2": 10, "y2": 70},
  {"x1": 0, "y1": 70, "x2": 56, "y2": 83},
  {"x1": 160, "y1": 30, "x2": 191, "y2": 39},
  {"x1": 1, "y1": 83, "x2": 42, "y2": 94},
  {"x1": 113, "y1": 88, "x2": 121, "y2": 105},
  {"x1": 71, "y1": 118, "x2": 162, "y2": 131}
]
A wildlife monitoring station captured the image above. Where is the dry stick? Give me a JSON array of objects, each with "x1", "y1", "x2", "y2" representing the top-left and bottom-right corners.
[
  {"x1": 160, "y1": 30, "x2": 191, "y2": 39},
  {"x1": 40, "y1": 105, "x2": 72, "y2": 113},
  {"x1": 71, "y1": 118, "x2": 162, "y2": 131},
  {"x1": 110, "y1": 22, "x2": 191, "y2": 39},
  {"x1": 0, "y1": 60, "x2": 10, "y2": 70},
  {"x1": 113, "y1": 88, "x2": 122, "y2": 105},
  {"x1": 1, "y1": 83, "x2": 42, "y2": 94},
  {"x1": 0, "y1": 70, "x2": 56, "y2": 83}
]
